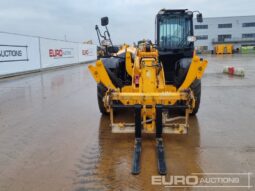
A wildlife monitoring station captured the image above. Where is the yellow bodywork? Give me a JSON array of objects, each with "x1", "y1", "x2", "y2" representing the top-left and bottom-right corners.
[{"x1": 88, "y1": 44, "x2": 207, "y2": 133}]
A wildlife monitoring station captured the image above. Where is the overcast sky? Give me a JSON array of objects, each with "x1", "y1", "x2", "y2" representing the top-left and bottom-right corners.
[{"x1": 0, "y1": 0, "x2": 254, "y2": 45}]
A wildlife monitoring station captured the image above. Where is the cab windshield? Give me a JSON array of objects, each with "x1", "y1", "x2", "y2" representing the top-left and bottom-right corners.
[{"x1": 158, "y1": 16, "x2": 192, "y2": 50}]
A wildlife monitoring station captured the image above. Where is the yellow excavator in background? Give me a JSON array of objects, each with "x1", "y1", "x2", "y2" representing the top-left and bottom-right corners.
[{"x1": 89, "y1": 9, "x2": 207, "y2": 175}]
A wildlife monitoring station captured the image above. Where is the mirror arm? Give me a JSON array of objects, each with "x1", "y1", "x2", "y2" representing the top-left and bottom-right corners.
[
  {"x1": 105, "y1": 26, "x2": 113, "y2": 46},
  {"x1": 192, "y1": 10, "x2": 201, "y2": 14},
  {"x1": 96, "y1": 25, "x2": 106, "y2": 39},
  {"x1": 96, "y1": 30, "x2": 101, "y2": 45},
  {"x1": 103, "y1": 30, "x2": 108, "y2": 38},
  {"x1": 95, "y1": 26, "x2": 103, "y2": 45}
]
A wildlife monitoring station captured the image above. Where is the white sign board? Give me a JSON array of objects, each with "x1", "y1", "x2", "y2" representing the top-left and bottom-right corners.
[
  {"x1": 40, "y1": 38, "x2": 79, "y2": 69},
  {"x1": 0, "y1": 33, "x2": 40, "y2": 75}
]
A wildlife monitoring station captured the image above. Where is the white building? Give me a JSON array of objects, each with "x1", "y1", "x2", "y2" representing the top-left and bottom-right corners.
[{"x1": 193, "y1": 15, "x2": 255, "y2": 52}]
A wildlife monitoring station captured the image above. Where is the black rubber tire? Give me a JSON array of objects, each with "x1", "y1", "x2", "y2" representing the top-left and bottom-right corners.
[
  {"x1": 190, "y1": 79, "x2": 201, "y2": 115},
  {"x1": 97, "y1": 83, "x2": 109, "y2": 115},
  {"x1": 105, "y1": 67, "x2": 123, "y2": 88}
]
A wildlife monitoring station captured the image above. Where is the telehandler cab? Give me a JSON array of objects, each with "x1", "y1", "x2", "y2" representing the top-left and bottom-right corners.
[{"x1": 88, "y1": 9, "x2": 207, "y2": 175}]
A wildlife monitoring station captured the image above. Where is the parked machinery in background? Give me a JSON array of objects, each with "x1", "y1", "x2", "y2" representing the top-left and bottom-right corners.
[{"x1": 214, "y1": 44, "x2": 233, "y2": 54}]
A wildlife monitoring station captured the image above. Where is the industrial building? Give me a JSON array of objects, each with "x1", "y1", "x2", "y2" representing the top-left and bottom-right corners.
[{"x1": 194, "y1": 15, "x2": 255, "y2": 52}]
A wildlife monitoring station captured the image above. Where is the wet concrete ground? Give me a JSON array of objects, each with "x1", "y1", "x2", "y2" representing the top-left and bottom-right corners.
[{"x1": 0, "y1": 54, "x2": 255, "y2": 191}]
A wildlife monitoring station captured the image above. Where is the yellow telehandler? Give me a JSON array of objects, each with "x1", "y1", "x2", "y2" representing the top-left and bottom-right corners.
[{"x1": 89, "y1": 9, "x2": 207, "y2": 175}]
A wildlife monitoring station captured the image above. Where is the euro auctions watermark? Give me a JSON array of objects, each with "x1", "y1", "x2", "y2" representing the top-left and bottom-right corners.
[{"x1": 152, "y1": 173, "x2": 253, "y2": 189}]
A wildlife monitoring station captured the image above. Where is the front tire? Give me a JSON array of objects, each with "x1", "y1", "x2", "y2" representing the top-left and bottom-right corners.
[
  {"x1": 97, "y1": 83, "x2": 109, "y2": 115},
  {"x1": 190, "y1": 79, "x2": 201, "y2": 115}
]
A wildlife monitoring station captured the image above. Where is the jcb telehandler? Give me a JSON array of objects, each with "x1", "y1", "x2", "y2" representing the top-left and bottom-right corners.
[{"x1": 89, "y1": 9, "x2": 207, "y2": 175}]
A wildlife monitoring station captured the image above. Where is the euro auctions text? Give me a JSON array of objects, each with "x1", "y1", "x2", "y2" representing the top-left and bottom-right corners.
[{"x1": 152, "y1": 173, "x2": 253, "y2": 188}]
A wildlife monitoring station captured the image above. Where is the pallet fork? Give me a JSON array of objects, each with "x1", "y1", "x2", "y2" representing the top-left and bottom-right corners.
[
  {"x1": 132, "y1": 104, "x2": 167, "y2": 175},
  {"x1": 131, "y1": 104, "x2": 188, "y2": 175}
]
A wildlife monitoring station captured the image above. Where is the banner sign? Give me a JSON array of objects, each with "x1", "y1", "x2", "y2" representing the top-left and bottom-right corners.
[
  {"x1": 49, "y1": 48, "x2": 74, "y2": 59},
  {"x1": 82, "y1": 49, "x2": 94, "y2": 56},
  {"x1": 78, "y1": 44, "x2": 97, "y2": 62},
  {"x1": 40, "y1": 38, "x2": 79, "y2": 68},
  {"x1": 0, "y1": 45, "x2": 28, "y2": 62}
]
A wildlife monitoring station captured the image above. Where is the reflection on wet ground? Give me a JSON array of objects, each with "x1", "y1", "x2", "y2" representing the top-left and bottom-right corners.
[
  {"x1": 72, "y1": 114, "x2": 203, "y2": 191},
  {"x1": 0, "y1": 55, "x2": 255, "y2": 191}
]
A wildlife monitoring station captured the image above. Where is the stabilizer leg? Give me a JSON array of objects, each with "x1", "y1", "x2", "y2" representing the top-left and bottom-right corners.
[
  {"x1": 131, "y1": 105, "x2": 142, "y2": 175},
  {"x1": 156, "y1": 105, "x2": 167, "y2": 175}
]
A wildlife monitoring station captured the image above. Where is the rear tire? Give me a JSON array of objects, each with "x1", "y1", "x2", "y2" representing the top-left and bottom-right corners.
[
  {"x1": 97, "y1": 83, "x2": 109, "y2": 115},
  {"x1": 190, "y1": 79, "x2": 201, "y2": 115}
]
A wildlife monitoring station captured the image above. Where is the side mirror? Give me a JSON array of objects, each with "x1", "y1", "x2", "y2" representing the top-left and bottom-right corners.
[
  {"x1": 101, "y1": 17, "x2": 109, "y2": 26},
  {"x1": 197, "y1": 13, "x2": 203, "y2": 23}
]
